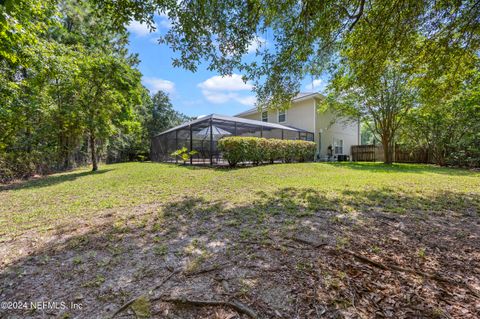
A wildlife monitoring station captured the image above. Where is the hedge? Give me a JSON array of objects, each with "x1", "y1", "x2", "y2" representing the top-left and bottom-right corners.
[{"x1": 217, "y1": 136, "x2": 316, "y2": 167}]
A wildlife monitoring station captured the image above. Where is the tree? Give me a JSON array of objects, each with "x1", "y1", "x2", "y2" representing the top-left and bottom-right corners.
[
  {"x1": 76, "y1": 53, "x2": 143, "y2": 171},
  {"x1": 105, "y1": 89, "x2": 191, "y2": 164},
  {"x1": 89, "y1": 0, "x2": 479, "y2": 167},
  {"x1": 360, "y1": 122, "x2": 377, "y2": 145},
  {"x1": 0, "y1": 0, "x2": 146, "y2": 179},
  {"x1": 0, "y1": 0, "x2": 56, "y2": 64},
  {"x1": 401, "y1": 70, "x2": 480, "y2": 167},
  {"x1": 92, "y1": 0, "x2": 480, "y2": 107},
  {"x1": 144, "y1": 91, "x2": 191, "y2": 138},
  {"x1": 322, "y1": 63, "x2": 416, "y2": 164}
]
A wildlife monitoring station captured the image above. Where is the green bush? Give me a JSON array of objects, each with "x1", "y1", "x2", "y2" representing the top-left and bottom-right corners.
[
  {"x1": 217, "y1": 136, "x2": 315, "y2": 167},
  {"x1": 171, "y1": 147, "x2": 198, "y2": 164}
]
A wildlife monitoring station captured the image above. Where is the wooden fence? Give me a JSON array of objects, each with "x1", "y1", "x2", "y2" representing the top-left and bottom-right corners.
[
  {"x1": 351, "y1": 145, "x2": 384, "y2": 162},
  {"x1": 351, "y1": 144, "x2": 430, "y2": 163},
  {"x1": 395, "y1": 144, "x2": 431, "y2": 163}
]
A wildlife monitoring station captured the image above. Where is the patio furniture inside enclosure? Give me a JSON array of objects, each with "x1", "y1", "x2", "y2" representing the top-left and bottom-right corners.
[{"x1": 151, "y1": 114, "x2": 314, "y2": 165}]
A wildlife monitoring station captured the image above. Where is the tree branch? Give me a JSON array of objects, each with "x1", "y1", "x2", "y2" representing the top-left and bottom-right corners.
[
  {"x1": 348, "y1": 0, "x2": 366, "y2": 31},
  {"x1": 156, "y1": 297, "x2": 258, "y2": 319}
]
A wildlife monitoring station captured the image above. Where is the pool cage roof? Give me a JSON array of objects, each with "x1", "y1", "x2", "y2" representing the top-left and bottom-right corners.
[{"x1": 151, "y1": 114, "x2": 314, "y2": 165}]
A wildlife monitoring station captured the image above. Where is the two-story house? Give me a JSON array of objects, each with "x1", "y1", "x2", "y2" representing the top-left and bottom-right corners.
[{"x1": 235, "y1": 92, "x2": 360, "y2": 159}]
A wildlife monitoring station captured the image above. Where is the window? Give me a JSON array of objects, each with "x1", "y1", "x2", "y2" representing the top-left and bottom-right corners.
[
  {"x1": 261, "y1": 111, "x2": 268, "y2": 122},
  {"x1": 278, "y1": 110, "x2": 286, "y2": 123},
  {"x1": 334, "y1": 138, "x2": 343, "y2": 154}
]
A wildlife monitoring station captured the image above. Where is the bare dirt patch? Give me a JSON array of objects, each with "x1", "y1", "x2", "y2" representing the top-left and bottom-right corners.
[{"x1": 1, "y1": 188, "x2": 479, "y2": 318}]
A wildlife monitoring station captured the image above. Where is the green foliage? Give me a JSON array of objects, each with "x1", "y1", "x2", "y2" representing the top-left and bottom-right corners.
[
  {"x1": 106, "y1": 90, "x2": 190, "y2": 164},
  {"x1": 171, "y1": 147, "x2": 198, "y2": 164},
  {"x1": 92, "y1": 0, "x2": 480, "y2": 109},
  {"x1": 90, "y1": 0, "x2": 480, "y2": 168},
  {"x1": 323, "y1": 63, "x2": 417, "y2": 164},
  {"x1": 0, "y1": 0, "x2": 56, "y2": 64},
  {"x1": 400, "y1": 70, "x2": 480, "y2": 167},
  {"x1": 144, "y1": 91, "x2": 192, "y2": 138},
  {"x1": 217, "y1": 137, "x2": 316, "y2": 167},
  {"x1": 0, "y1": 0, "x2": 151, "y2": 179},
  {"x1": 360, "y1": 122, "x2": 377, "y2": 145},
  {"x1": 130, "y1": 296, "x2": 151, "y2": 318}
]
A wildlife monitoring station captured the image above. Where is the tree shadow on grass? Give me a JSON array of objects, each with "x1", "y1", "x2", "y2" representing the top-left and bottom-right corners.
[
  {"x1": 0, "y1": 187, "x2": 479, "y2": 318},
  {"x1": 341, "y1": 188, "x2": 480, "y2": 215},
  {"x1": 324, "y1": 161, "x2": 478, "y2": 176},
  {"x1": 0, "y1": 169, "x2": 114, "y2": 192},
  {"x1": 146, "y1": 160, "x2": 480, "y2": 176}
]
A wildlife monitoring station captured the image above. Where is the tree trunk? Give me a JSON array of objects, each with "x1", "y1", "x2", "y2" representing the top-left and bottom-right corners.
[
  {"x1": 90, "y1": 132, "x2": 98, "y2": 171},
  {"x1": 381, "y1": 135, "x2": 394, "y2": 164}
]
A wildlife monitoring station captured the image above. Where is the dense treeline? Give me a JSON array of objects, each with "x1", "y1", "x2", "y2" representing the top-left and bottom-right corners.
[
  {"x1": 399, "y1": 72, "x2": 480, "y2": 167},
  {"x1": 0, "y1": 0, "x2": 188, "y2": 182}
]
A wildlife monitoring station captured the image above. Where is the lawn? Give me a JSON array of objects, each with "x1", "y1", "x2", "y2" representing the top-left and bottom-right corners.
[{"x1": 0, "y1": 162, "x2": 479, "y2": 318}]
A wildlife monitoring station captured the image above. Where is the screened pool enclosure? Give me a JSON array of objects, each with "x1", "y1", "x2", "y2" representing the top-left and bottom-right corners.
[{"x1": 151, "y1": 114, "x2": 314, "y2": 164}]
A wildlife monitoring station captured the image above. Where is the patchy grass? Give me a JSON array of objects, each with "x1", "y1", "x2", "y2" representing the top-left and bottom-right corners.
[
  {"x1": 1, "y1": 162, "x2": 478, "y2": 237},
  {"x1": 0, "y1": 162, "x2": 479, "y2": 318}
]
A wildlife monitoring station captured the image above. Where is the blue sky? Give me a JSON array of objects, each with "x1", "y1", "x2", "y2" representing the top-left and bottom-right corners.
[{"x1": 127, "y1": 16, "x2": 328, "y2": 117}]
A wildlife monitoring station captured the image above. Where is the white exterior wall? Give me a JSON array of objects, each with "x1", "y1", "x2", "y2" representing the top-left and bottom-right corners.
[
  {"x1": 237, "y1": 96, "x2": 359, "y2": 158},
  {"x1": 240, "y1": 99, "x2": 315, "y2": 132},
  {"x1": 315, "y1": 107, "x2": 359, "y2": 157}
]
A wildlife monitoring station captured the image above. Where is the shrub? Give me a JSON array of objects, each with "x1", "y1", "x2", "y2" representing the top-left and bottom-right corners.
[
  {"x1": 215, "y1": 137, "x2": 246, "y2": 166},
  {"x1": 171, "y1": 147, "x2": 198, "y2": 164},
  {"x1": 0, "y1": 152, "x2": 38, "y2": 183},
  {"x1": 446, "y1": 149, "x2": 480, "y2": 168},
  {"x1": 265, "y1": 138, "x2": 285, "y2": 163},
  {"x1": 217, "y1": 136, "x2": 315, "y2": 167}
]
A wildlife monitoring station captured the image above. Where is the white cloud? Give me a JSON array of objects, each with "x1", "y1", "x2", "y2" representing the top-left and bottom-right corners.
[
  {"x1": 153, "y1": 12, "x2": 174, "y2": 30},
  {"x1": 198, "y1": 74, "x2": 256, "y2": 106},
  {"x1": 158, "y1": 18, "x2": 172, "y2": 29},
  {"x1": 149, "y1": 37, "x2": 160, "y2": 44},
  {"x1": 201, "y1": 90, "x2": 256, "y2": 106},
  {"x1": 311, "y1": 79, "x2": 323, "y2": 88},
  {"x1": 143, "y1": 77, "x2": 175, "y2": 94},
  {"x1": 127, "y1": 20, "x2": 157, "y2": 37},
  {"x1": 201, "y1": 90, "x2": 235, "y2": 104},
  {"x1": 236, "y1": 95, "x2": 257, "y2": 106},
  {"x1": 198, "y1": 74, "x2": 253, "y2": 91},
  {"x1": 247, "y1": 36, "x2": 267, "y2": 54},
  {"x1": 305, "y1": 79, "x2": 327, "y2": 92}
]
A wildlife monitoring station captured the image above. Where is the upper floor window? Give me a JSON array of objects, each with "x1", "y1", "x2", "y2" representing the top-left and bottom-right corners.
[
  {"x1": 278, "y1": 110, "x2": 286, "y2": 123},
  {"x1": 334, "y1": 138, "x2": 344, "y2": 154},
  {"x1": 261, "y1": 111, "x2": 268, "y2": 122}
]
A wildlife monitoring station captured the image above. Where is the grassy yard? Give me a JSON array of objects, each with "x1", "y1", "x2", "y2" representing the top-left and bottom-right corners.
[{"x1": 0, "y1": 162, "x2": 479, "y2": 318}]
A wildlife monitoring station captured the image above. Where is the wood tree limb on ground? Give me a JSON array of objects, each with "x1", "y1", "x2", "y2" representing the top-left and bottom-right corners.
[
  {"x1": 283, "y1": 236, "x2": 480, "y2": 299},
  {"x1": 155, "y1": 297, "x2": 258, "y2": 319},
  {"x1": 110, "y1": 269, "x2": 180, "y2": 318}
]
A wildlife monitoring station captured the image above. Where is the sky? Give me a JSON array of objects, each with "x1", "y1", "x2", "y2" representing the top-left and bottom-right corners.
[{"x1": 127, "y1": 16, "x2": 328, "y2": 117}]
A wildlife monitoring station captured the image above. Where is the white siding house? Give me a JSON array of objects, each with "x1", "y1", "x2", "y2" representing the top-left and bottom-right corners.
[{"x1": 235, "y1": 92, "x2": 360, "y2": 159}]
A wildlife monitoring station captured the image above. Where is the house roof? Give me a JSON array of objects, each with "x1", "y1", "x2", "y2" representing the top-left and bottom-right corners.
[
  {"x1": 234, "y1": 92, "x2": 323, "y2": 117},
  {"x1": 154, "y1": 114, "x2": 312, "y2": 137}
]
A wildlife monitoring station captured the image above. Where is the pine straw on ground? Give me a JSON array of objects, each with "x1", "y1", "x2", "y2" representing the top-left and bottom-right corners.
[{"x1": 1, "y1": 187, "x2": 479, "y2": 318}]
